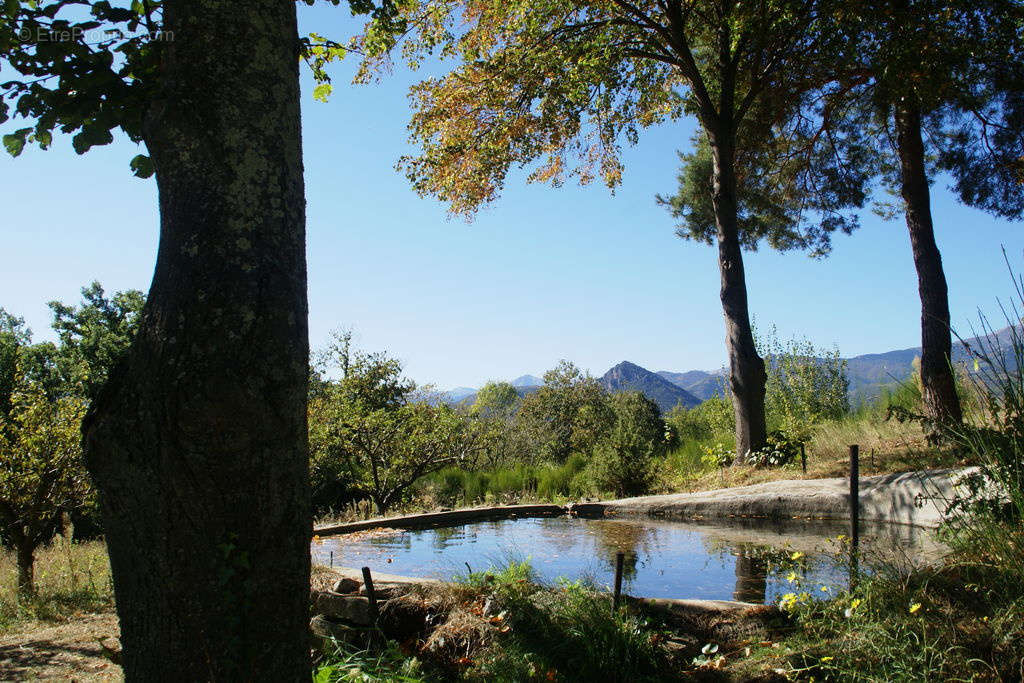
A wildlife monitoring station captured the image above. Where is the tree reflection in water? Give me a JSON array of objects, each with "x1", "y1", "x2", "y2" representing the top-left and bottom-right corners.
[
  {"x1": 732, "y1": 545, "x2": 768, "y2": 603},
  {"x1": 588, "y1": 520, "x2": 656, "y2": 582}
]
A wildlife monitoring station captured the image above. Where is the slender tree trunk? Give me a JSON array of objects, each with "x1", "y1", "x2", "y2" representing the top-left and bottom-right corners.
[
  {"x1": 710, "y1": 135, "x2": 768, "y2": 462},
  {"x1": 894, "y1": 103, "x2": 963, "y2": 430},
  {"x1": 81, "y1": 1, "x2": 311, "y2": 679},
  {"x1": 16, "y1": 539, "x2": 34, "y2": 598}
]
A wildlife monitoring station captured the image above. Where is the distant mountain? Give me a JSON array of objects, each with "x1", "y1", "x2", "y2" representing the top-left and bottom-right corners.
[
  {"x1": 437, "y1": 326, "x2": 1017, "y2": 411},
  {"x1": 657, "y1": 369, "x2": 728, "y2": 401},
  {"x1": 657, "y1": 369, "x2": 712, "y2": 386},
  {"x1": 449, "y1": 383, "x2": 542, "y2": 408},
  {"x1": 442, "y1": 387, "x2": 478, "y2": 403},
  {"x1": 600, "y1": 361, "x2": 701, "y2": 413}
]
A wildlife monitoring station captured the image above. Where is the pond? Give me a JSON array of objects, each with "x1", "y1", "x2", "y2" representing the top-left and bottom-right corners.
[{"x1": 311, "y1": 515, "x2": 942, "y2": 604}]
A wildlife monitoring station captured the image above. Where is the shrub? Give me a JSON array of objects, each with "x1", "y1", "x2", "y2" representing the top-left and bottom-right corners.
[
  {"x1": 536, "y1": 454, "x2": 588, "y2": 499},
  {"x1": 588, "y1": 392, "x2": 666, "y2": 497},
  {"x1": 759, "y1": 326, "x2": 849, "y2": 442},
  {"x1": 747, "y1": 430, "x2": 800, "y2": 468},
  {"x1": 465, "y1": 565, "x2": 667, "y2": 682},
  {"x1": 667, "y1": 397, "x2": 735, "y2": 443}
]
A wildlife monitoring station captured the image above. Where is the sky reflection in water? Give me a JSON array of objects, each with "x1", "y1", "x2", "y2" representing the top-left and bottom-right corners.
[{"x1": 312, "y1": 515, "x2": 937, "y2": 604}]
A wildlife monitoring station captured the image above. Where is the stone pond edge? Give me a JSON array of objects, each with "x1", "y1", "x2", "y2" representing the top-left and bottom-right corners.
[{"x1": 314, "y1": 467, "x2": 972, "y2": 537}]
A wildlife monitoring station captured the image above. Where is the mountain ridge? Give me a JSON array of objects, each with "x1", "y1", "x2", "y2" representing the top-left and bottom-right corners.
[{"x1": 442, "y1": 327, "x2": 1014, "y2": 410}]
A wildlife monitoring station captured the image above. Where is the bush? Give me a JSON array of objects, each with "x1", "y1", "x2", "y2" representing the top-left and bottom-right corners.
[
  {"x1": 748, "y1": 430, "x2": 801, "y2": 468},
  {"x1": 536, "y1": 454, "x2": 588, "y2": 499},
  {"x1": 759, "y1": 327, "x2": 849, "y2": 442},
  {"x1": 666, "y1": 397, "x2": 735, "y2": 444},
  {"x1": 588, "y1": 392, "x2": 666, "y2": 497}
]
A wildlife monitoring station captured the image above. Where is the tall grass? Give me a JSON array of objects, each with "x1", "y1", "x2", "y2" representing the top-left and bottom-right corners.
[
  {"x1": 763, "y1": 264, "x2": 1024, "y2": 681},
  {"x1": 0, "y1": 538, "x2": 113, "y2": 630},
  {"x1": 422, "y1": 454, "x2": 590, "y2": 506},
  {"x1": 456, "y1": 562, "x2": 668, "y2": 682}
]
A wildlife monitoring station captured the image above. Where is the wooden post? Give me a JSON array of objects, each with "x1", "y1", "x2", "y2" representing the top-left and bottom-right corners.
[
  {"x1": 849, "y1": 445, "x2": 860, "y2": 550},
  {"x1": 361, "y1": 566, "x2": 380, "y2": 622},
  {"x1": 800, "y1": 443, "x2": 807, "y2": 474},
  {"x1": 612, "y1": 552, "x2": 625, "y2": 613},
  {"x1": 849, "y1": 444, "x2": 860, "y2": 589},
  {"x1": 329, "y1": 551, "x2": 333, "y2": 568}
]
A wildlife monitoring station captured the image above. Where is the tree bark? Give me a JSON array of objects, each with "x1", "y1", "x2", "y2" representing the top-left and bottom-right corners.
[
  {"x1": 81, "y1": 1, "x2": 311, "y2": 679},
  {"x1": 16, "y1": 539, "x2": 34, "y2": 598},
  {"x1": 894, "y1": 103, "x2": 963, "y2": 430},
  {"x1": 710, "y1": 135, "x2": 768, "y2": 463}
]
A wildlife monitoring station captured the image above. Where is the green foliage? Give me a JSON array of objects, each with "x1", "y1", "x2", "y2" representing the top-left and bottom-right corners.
[
  {"x1": 313, "y1": 639, "x2": 428, "y2": 683},
  {"x1": 0, "y1": 0, "x2": 163, "y2": 168},
  {"x1": 351, "y1": 0, "x2": 871, "y2": 228},
  {"x1": 1, "y1": 0, "x2": 407, "y2": 177},
  {"x1": 759, "y1": 327, "x2": 849, "y2": 443},
  {"x1": 659, "y1": 126, "x2": 870, "y2": 258},
  {"x1": 536, "y1": 454, "x2": 589, "y2": 500},
  {"x1": 470, "y1": 381, "x2": 518, "y2": 415},
  {"x1": 425, "y1": 454, "x2": 590, "y2": 506},
  {"x1": 747, "y1": 430, "x2": 800, "y2": 469},
  {"x1": 464, "y1": 566, "x2": 667, "y2": 682},
  {"x1": 47, "y1": 281, "x2": 145, "y2": 400},
  {"x1": 589, "y1": 391, "x2": 666, "y2": 497},
  {"x1": 849, "y1": 1, "x2": 1024, "y2": 221},
  {"x1": 515, "y1": 361, "x2": 613, "y2": 463},
  {"x1": 0, "y1": 309, "x2": 32, "y2": 420},
  {"x1": 0, "y1": 359, "x2": 91, "y2": 595},
  {"x1": 309, "y1": 331, "x2": 484, "y2": 513},
  {"x1": 700, "y1": 442, "x2": 734, "y2": 470},
  {"x1": 666, "y1": 396, "x2": 735, "y2": 444},
  {"x1": 0, "y1": 538, "x2": 112, "y2": 630}
]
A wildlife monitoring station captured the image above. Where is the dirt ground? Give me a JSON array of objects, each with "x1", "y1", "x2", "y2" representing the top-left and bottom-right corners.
[{"x1": 0, "y1": 613, "x2": 121, "y2": 681}]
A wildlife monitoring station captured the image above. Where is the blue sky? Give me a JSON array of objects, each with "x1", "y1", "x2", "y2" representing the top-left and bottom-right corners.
[{"x1": 2, "y1": 8, "x2": 1021, "y2": 390}]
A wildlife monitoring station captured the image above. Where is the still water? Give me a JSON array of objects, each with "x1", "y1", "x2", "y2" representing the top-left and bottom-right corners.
[{"x1": 312, "y1": 515, "x2": 940, "y2": 604}]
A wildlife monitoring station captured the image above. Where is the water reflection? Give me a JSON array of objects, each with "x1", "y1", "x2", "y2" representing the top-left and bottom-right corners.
[
  {"x1": 588, "y1": 520, "x2": 656, "y2": 581},
  {"x1": 732, "y1": 546, "x2": 768, "y2": 603},
  {"x1": 313, "y1": 515, "x2": 940, "y2": 603}
]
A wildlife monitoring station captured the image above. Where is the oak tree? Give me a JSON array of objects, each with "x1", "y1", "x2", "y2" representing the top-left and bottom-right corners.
[
  {"x1": 2, "y1": 0, "x2": 326, "y2": 676},
  {"x1": 0, "y1": 362, "x2": 89, "y2": 597}
]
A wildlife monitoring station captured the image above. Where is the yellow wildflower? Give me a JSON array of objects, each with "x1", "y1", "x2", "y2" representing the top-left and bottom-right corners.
[{"x1": 909, "y1": 603, "x2": 922, "y2": 614}]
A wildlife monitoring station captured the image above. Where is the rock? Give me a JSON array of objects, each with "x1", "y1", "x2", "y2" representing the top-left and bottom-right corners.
[
  {"x1": 310, "y1": 615, "x2": 361, "y2": 646},
  {"x1": 332, "y1": 578, "x2": 361, "y2": 594},
  {"x1": 313, "y1": 591, "x2": 377, "y2": 625},
  {"x1": 358, "y1": 581, "x2": 409, "y2": 600}
]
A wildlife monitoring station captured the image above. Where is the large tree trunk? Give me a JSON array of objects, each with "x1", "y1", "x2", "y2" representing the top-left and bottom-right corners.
[
  {"x1": 16, "y1": 539, "x2": 34, "y2": 598},
  {"x1": 81, "y1": 0, "x2": 311, "y2": 679},
  {"x1": 894, "y1": 104, "x2": 963, "y2": 430},
  {"x1": 710, "y1": 135, "x2": 768, "y2": 463}
]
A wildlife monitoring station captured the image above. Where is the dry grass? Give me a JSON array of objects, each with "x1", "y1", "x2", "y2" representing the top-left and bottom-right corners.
[
  {"x1": 0, "y1": 539, "x2": 114, "y2": 632},
  {"x1": 676, "y1": 415, "x2": 964, "y2": 493}
]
